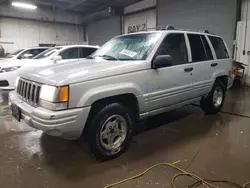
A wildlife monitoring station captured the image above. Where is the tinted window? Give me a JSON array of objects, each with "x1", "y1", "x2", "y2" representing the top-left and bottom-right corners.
[
  {"x1": 156, "y1": 33, "x2": 188, "y2": 66},
  {"x1": 59, "y1": 48, "x2": 79, "y2": 59},
  {"x1": 34, "y1": 47, "x2": 62, "y2": 59},
  {"x1": 188, "y1": 34, "x2": 207, "y2": 62},
  {"x1": 29, "y1": 49, "x2": 47, "y2": 57},
  {"x1": 200, "y1": 36, "x2": 213, "y2": 60},
  {"x1": 18, "y1": 48, "x2": 47, "y2": 59},
  {"x1": 208, "y1": 36, "x2": 229, "y2": 59},
  {"x1": 79, "y1": 47, "x2": 97, "y2": 58}
]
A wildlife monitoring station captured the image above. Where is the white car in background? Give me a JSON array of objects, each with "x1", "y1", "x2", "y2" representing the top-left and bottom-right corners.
[
  {"x1": 0, "y1": 45, "x2": 99, "y2": 90},
  {"x1": 0, "y1": 47, "x2": 49, "y2": 61}
]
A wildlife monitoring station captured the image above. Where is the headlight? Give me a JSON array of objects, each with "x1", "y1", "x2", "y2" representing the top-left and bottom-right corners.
[
  {"x1": 0, "y1": 66, "x2": 21, "y2": 73},
  {"x1": 39, "y1": 85, "x2": 69, "y2": 110},
  {"x1": 40, "y1": 85, "x2": 57, "y2": 102}
]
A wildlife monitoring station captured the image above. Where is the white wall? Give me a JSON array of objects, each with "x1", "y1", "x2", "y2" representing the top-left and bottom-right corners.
[
  {"x1": 0, "y1": 18, "x2": 86, "y2": 53},
  {"x1": 124, "y1": 0, "x2": 156, "y2": 14},
  {"x1": 235, "y1": 0, "x2": 250, "y2": 85},
  {"x1": 0, "y1": 3, "x2": 85, "y2": 24}
]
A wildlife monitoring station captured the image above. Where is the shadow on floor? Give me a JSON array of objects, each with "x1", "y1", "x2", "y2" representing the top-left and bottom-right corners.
[{"x1": 39, "y1": 105, "x2": 225, "y2": 180}]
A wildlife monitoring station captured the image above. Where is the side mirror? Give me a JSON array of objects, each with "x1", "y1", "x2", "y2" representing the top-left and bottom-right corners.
[
  {"x1": 152, "y1": 55, "x2": 172, "y2": 69},
  {"x1": 53, "y1": 55, "x2": 62, "y2": 63}
]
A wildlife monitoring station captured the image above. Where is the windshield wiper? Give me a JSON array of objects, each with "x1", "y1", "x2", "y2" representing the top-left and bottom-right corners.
[{"x1": 97, "y1": 55, "x2": 120, "y2": 61}]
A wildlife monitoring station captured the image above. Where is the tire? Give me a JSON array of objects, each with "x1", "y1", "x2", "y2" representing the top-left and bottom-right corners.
[
  {"x1": 200, "y1": 80, "x2": 226, "y2": 114},
  {"x1": 87, "y1": 103, "x2": 134, "y2": 161}
]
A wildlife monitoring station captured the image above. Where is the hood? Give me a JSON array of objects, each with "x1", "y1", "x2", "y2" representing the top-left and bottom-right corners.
[
  {"x1": 0, "y1": 59, "x2": 23, "y2": 67},
  {"x1": 0, "y1": 58, "x2": 13, "y2": 63},
  {"x1": 20, "y1": 58, "x2": 146, "y2": 86},
  {"x1": 0, "y1": 59, "x2": 52, "y2": 68}
]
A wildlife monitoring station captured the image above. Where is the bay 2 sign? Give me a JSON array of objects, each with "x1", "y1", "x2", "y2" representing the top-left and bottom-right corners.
[{"x1": 128, "y1": 23, "x2": 147, "y2": 33}]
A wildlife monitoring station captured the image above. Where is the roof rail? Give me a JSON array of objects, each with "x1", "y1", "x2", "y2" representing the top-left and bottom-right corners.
[
  {"x1": 203, "y1": 30, "x2": 210, "y2": 33},
  {"x1": 141, "y1": 26, "x2": 170, "y2": 31},
  {"x1": 165, "y1": 25, "x2": 175, "y2": 30},
  {"x1": 138, "y1": 25, "x2": 212, "y2": 34}
]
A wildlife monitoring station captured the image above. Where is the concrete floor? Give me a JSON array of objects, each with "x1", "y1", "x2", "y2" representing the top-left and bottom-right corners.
[{"x1": 0, "y1": 88, "x2": 250, "y2": 188}]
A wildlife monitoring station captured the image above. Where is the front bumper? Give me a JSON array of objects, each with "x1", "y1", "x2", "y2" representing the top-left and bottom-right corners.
[
  {"x1": 0, "y1": 71, "x2": 17, "y2": 90},
  {"x1": 9, "y1": 91, "x2": 91, "y2": 139}
]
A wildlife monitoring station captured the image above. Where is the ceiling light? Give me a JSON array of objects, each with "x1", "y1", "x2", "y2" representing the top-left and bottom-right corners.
[{"x1": 11, "y1": 2, "x2": 37, "y2": 10}]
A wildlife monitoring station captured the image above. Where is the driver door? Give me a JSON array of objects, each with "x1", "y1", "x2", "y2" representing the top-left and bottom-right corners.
[{"x1": 148, "y1": 33, "x2": 194, "y2": 114}]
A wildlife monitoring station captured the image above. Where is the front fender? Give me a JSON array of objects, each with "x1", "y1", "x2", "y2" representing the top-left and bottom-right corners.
[{"x1": 76, "y1": 83, "x2": 145, "y2": 109}]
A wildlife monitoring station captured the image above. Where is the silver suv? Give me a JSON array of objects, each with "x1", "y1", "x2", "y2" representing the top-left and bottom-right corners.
[{"x1": 9, "y1": 28, "x2": 232, "y2": 160}]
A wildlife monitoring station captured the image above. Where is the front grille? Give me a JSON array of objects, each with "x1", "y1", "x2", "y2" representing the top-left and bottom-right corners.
[{"x1": 17, "y1": 78, "x2": 41, "y2": 105}]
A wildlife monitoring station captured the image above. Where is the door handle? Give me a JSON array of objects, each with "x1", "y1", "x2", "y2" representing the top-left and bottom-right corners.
[
  {"x1": 184, "y1": 67, "x2": 193, "y2": 72},
  {"x1": 211, "y1": 63, "x2": 218, "y2": 67}
]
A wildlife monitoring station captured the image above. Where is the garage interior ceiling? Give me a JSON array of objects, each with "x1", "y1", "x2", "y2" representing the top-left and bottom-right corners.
[{"x1": 0, "y1": 0, "x2": 142, "y2": 15}]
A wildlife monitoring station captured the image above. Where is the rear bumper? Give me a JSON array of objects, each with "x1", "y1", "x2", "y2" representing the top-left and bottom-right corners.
[
  {"x1": 228, "y1": 76, "x2": 234, "y2": 89},
  {"x1": 9, "y1": 91, "x2": 91, "y2": 139}
]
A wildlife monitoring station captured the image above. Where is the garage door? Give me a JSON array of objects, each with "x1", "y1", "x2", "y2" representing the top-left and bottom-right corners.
[
  {"x1": 123, "y1": 9, "x2": 156, "y2": 34},
  {"x1": 157, "y1": 0, "x2": 237, "y2": 53},
  {"x1": 88, "y1": 16, "x2": 121, "y2": 46}
]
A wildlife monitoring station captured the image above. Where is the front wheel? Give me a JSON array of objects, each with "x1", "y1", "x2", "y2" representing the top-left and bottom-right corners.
[
  {"x1": 87, "y1": 103, "x2": 134, "y2": 161},
  {"x1": 201, "y1": 81, "x2": 226, "y2": 114}
]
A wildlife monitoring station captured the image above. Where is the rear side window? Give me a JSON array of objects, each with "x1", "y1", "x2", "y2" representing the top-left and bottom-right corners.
[
  {"x1": 200, "y1": 36, "x2": 213, "y2": 60},
  {"x1": 79, "y1": 47, "x2": 97, "y2": 58},
  {"x1": 188, "y1": 34, "x2": 213, "y2": 62},
  {"x1": 208, "y1": 36, "x2": 229, "y2": 59}
]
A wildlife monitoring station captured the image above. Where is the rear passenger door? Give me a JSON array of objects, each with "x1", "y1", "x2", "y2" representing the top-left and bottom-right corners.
[
  {"x1": 187, "y1": 34, "x2": 215, "y2": 97},
  {"x1": 208, "y1": 36, "x2": 231, "y2": 88}
]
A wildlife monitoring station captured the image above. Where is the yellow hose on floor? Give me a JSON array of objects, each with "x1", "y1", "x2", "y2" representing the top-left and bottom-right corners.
[
  {"x1": 244, "y1": 182, "x2": 250, "y2": 188},
  {"x1": 104, "y1": 160, "x2": 218, "y2": 188}
]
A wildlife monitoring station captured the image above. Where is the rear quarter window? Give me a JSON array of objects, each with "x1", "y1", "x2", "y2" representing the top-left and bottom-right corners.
[{"x1": 208, "y1": 36, "x2": 229, "y2": 59}]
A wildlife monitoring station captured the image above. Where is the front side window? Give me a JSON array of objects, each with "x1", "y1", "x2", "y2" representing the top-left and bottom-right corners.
[
  {"x1": 155, "y1": 33, "x2": 188, "y2": 66},
  {"x1": 208, "y1": 36, "x2": 229, "y2": 59},
  {"x1": 59, "y1": 48, "x2": 79, "y2": 59},
  {"x1": 92, "y1": 33, "x2": 162, "y2": 61},
  {"x1": 79, "y1": 47, "x2": 98, "y2": 58}
]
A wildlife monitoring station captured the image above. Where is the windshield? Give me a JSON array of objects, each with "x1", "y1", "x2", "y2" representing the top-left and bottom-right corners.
[
  {"x1": 34, "y1": 47, "x2": 62, "y2": 59},
  {"x1": 92, "y1": 33, "x2": 162, "y2": 61},
  {"x1": 6, "y1": 49, "x2": 24, "y2": 58}
]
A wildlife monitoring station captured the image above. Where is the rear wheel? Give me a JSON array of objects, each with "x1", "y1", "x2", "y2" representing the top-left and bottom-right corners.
[
  {"x1": 201, "y1": 80, "x2": 226, "y2": 114},
  {"x1": 87, "y1": 103, "x2": 134, "y2": 161}
]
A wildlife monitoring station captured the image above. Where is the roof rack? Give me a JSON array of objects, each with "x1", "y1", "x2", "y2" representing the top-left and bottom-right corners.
[
  {"x1": 165, "y1": 25, "x2": 175, "y2": 30},
  {"x1": 140, "y1": 25, "x2": 212, "y2": 34}
]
